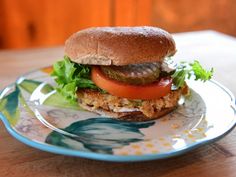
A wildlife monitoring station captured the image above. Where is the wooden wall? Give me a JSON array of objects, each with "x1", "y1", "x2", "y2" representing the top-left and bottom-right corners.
[{"x1": 0, "y1": 0, "x2": 236, "y2": 49}]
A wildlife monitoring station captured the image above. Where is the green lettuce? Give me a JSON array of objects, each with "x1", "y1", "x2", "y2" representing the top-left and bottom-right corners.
[
  {"x1": 51, "y1": 56, "x2": 100, "y2": 102},
  {"x1": 172, "y1": 60, "x2": 214, "y2": 88}
]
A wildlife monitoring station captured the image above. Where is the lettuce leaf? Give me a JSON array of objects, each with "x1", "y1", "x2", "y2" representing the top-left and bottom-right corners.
[
  {"x1": 51, "y1": 56, "x2": 100, "y2": 102},
  {"x1": 172, "y1": 60, "x2": 213, "y2": 88}
]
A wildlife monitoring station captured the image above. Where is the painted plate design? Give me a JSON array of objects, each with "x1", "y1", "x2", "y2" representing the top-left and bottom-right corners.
[{"x1": 0, "y1": 67, "x2": 235, "y2": 162}]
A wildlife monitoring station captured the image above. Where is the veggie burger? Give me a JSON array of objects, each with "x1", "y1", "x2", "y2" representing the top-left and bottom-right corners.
[{"x1": 52, "y1": 26, "x2": 213, "y2": 121}]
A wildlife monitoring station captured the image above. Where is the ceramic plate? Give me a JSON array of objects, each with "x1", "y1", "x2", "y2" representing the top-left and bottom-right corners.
[{"x1": 0, "y1": 67, "x2": 235, "y2": 162}]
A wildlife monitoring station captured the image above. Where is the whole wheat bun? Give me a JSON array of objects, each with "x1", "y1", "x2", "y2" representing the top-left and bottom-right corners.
[
  {"x1": 65, "y1": 26, "x2": 176, "y2": 66},
  {"x1": 80, "y1": 104, "x2": 176, "y2": 122}
]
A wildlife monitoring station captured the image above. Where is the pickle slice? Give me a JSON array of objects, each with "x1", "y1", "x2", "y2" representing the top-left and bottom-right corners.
[{"x1": 101, "y1": 63, "x2": 161, "y2": 85}]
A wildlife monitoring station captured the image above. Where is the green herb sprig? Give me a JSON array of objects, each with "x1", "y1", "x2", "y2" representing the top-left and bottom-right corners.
[{"x1": 172, "y1": 60, "x2": 214, "y2": 88}]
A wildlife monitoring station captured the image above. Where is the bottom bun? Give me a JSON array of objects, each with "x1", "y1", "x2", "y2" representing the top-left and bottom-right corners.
[{"x1": 80, "y1": 104, "x2": 176, "y2": 121}]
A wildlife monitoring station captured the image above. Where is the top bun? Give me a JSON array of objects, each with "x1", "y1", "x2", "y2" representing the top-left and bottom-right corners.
[{"x1": 65, "y1": 26, "x2": 176, "y2": 66}]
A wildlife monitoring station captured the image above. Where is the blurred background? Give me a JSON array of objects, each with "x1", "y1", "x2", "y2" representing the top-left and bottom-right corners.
[{"x1": 0, "y1": 0, "x2": 236, "y2": 49}]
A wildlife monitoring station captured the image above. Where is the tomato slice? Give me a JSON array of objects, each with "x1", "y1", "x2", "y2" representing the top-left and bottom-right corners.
[
  {"x1": 41, "y1": 66, "x2": 53, "y2": 74},
  {"x1": 91, "y1": 66, "x2": 172, "y2": 100}
]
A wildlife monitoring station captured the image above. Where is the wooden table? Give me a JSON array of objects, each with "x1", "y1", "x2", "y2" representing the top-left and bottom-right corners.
[{"x1": 0, "y1": 31, "x2": 236, "y2": 177}]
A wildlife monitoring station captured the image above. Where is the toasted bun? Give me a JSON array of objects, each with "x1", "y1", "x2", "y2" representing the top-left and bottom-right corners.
[
  {"x1": 65, "y1": 26, "x2": 176, "y2": 66},
  {"x1": 79, "y1": 104, "x2": 176, "y2": 122}
]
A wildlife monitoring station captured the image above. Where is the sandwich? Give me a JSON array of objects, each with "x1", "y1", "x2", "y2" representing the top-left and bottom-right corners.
[{"x1": 51, "y1": 26, "x2": 213, "y2": 121}]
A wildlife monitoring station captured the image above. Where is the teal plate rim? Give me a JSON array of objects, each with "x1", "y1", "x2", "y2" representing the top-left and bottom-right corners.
[{"x1": 0, "y1": 80, "x2": 236, "y2": 162}]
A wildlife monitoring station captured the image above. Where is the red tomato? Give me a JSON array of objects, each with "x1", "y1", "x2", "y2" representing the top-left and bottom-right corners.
[
  {"x1": 91, "y1": 67, "x2": 172, "y2": 100},
  {"x1": 42, "y1": 66, "x2": 53, "y2": 74}
]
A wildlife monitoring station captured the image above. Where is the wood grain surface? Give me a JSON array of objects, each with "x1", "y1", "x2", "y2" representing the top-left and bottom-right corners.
[
  {"x1": 1, "y1": 0, "x2": 236, "y2": 49},
  {"x1": 0, "y1": 31, "x2": 236, "y2": 177}
]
